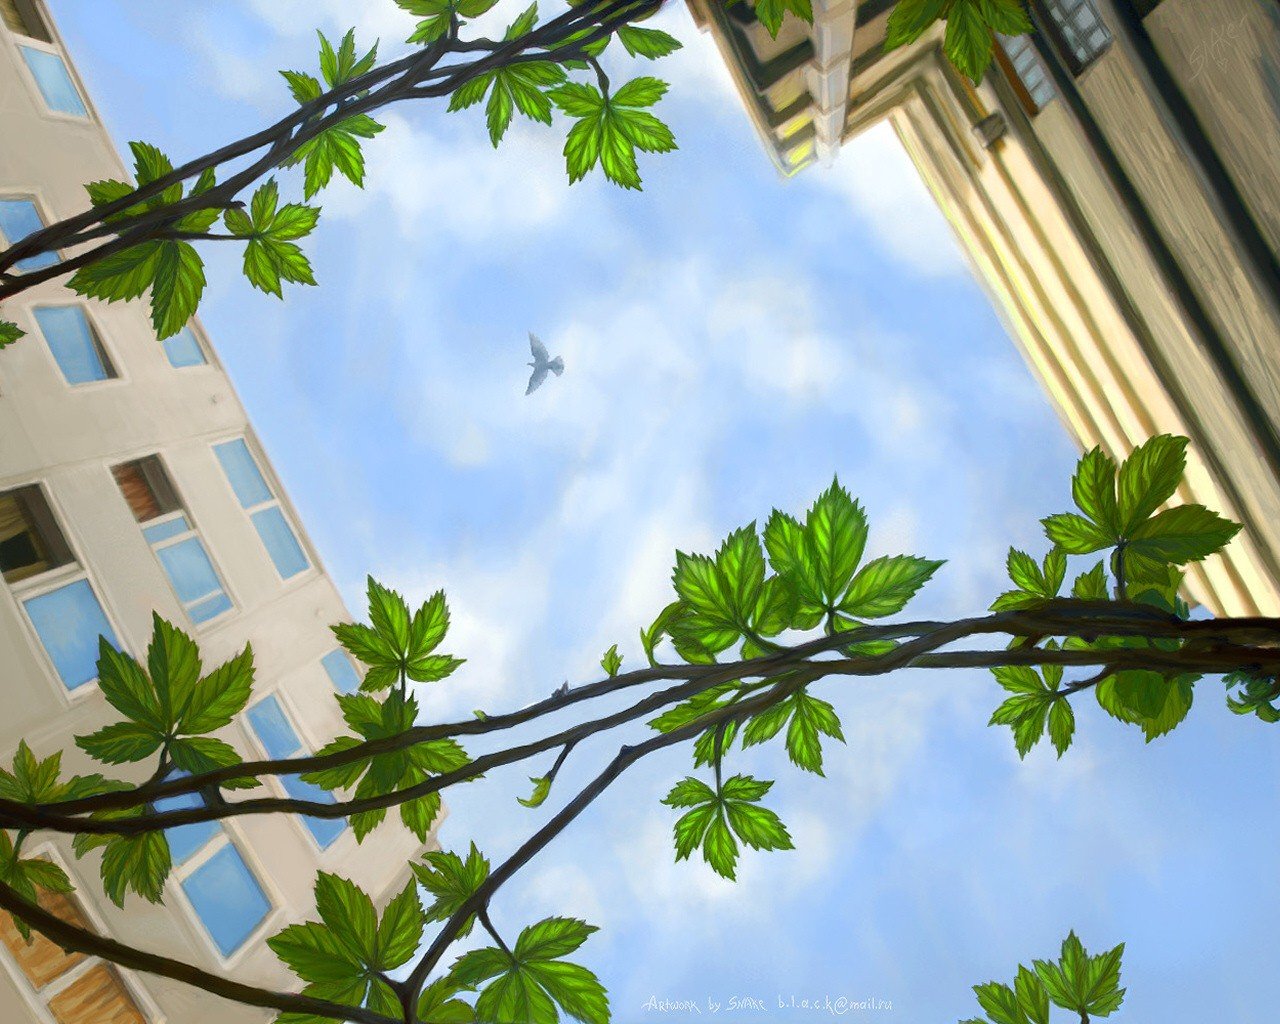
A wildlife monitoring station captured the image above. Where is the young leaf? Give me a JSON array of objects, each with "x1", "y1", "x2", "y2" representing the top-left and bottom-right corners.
[
  {"x1": 0, "y1": 321, "x2": 25, "y2": 349},
  {"x1": 600, "y1": 644, "x2": 622, "y2": 677}
]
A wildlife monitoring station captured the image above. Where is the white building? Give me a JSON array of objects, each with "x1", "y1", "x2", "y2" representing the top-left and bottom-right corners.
[{"x1": 0, "y1": 1, "x2": 431, "y2": 1020}]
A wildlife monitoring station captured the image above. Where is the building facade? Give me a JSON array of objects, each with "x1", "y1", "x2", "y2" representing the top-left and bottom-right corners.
[
  {"x1": 0, "y1": 2, "x2": 433, "y2": 1021},
  {"x1": 689, "y1": 0, "x2": 1280, "y2": 617}
]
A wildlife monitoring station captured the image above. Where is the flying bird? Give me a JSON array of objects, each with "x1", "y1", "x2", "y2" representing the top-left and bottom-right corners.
[{"x1": 525, "y1": 333, "x2": 564, "y2": 395}]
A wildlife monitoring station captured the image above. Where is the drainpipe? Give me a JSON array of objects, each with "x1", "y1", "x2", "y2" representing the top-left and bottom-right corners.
[
  {"x1": 1101, "y1": 0, "x2": 1280, "y2": 317},
  {"x1": 806, "y1": 0, "x2": 857, "y2": 165},
  {"x1": 1024, "y1": 0, "x2": 1280, "y2": 484}
]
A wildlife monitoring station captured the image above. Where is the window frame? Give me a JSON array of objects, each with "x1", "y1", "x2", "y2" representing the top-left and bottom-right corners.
[
  {"x1": 243, "y1": 689, "x2": 351, "y2": 853},
  {"x1": 161, "y1": 323, "x2": 211, "y2": 370},
  {"x1": 154, "y1": 784, "x2": 281, "y2": 966},
  {"x1": 1, "y1": 479, "x2": 124, "y2": 701},
  {"x1": 1040, "y1": 0, "x2": 1114, "y2": 76},
  {"x1": 31, "y1": 303, "x2": 123, "y2": 390},
  {"x1": 211, "y1": 435, "x2": 314, "y2": 584},
  {"x1": 112, "y1": 455, "x2": 237, "y2": 630},
  {"x1": 0, "y1": 192, "x2": 61, "y2": 272},
  {"x1": 2, "y1": 6, "x2": 92, "y2": 121},
  {"x1": 0, "y1": 843, "x2": 162, "y2": 1024}
]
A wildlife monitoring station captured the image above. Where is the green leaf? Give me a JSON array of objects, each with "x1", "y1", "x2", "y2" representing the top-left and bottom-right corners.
[
  {"x1": 1096, "y1": 670, "x2": 1194, "y2": 741},
  {"x1": 281, "y1": 69, "x2": 323, "y2": 104},
  {"x1": 672, "y1": 551, "x2": 736, "y2": 629},
  {"x1": 806, "y1": 479, "x2": 868, "y2": 604},
  {"x1": 1071, "y1": 446, "x2": 1120, "y2": 536},
  {"x1": 314, "y1": 873, "x2": 378, "y2": 965},
  {"x1": 839, "y1": 555, "x2": 943, "y2": 618},
  {"x1": 269, "y1": 921, "x2": 363, "y2": 984},
  {"x1": 618, "y1": 25, "x2": 682, "y2": 59},
  {"x1": 884, "y1": 0, "x2": 947, "y2": 51},
  {"x1": 973, "y1": 981, "x2": 1025, "y2": 1024},
  {"x1": 100, "y1": 830, "x2": 171, "y2": 906},
  {"x1": 1042, "y1": 513, "x2": 1114, "y2": 555},
  {"x1": 548, "y1": 82, "x2": 603, "y2": 118},
  {"x1": 515, "y1": 917, "x2": 596, "y2": 961},
  {"x1": 449, "y1": 73, "x2": 493, "y2": 111},
  {"x1": 764, "y1": 510, "x2": 822, "y2": 606},
  {"x1": 518, "y1": 776, "x2": 552, "y2": 808},
  {"x1": 68, "y1": 240, "x2": 163, "y2": 304},
  {"x1": 1117, "y1": 435, "x2": 1188, "y2": 535},
  {"x1": 784, "y1": 690, "x2": 844, "y2": 774},
  {"x1": 505, "y1": 3, "x2": 539, "y2": 39},
  {"x1": 944, "y1": 0, "x2": 996, "y2": 83},
  {"x1": 523, "y1": 960, "x2": 608, "y2": 1024},
  {"x1": 417, "y1": 976, "x2": 479, "y2": 1024},
  {"x1": 179, "y1": 644, "x2": 254, "y2": 734},
  {"x1": 724, "y1": 801, "x2": 793, "y2": 852},
  {"x1": 75, "y1": 722, "x2": 164, "y2": 765},
  {"x1": 612, "y1": 76, "x2": 668, "y2": 108},
  {"x1": 979, "y1": 0, "x2": 1032, "y2": 36},
  {"x1": 167, "y1": 736, "x2": 255, "y2": 788},
  {"x1": 701, "y1": 814, "x2": 738, "y2": 879},
  {"x1": 1127, "y1": 504, "x2": 1241, "y2": 563},
  {"x1": 485, "y1": 78, "x2": 515, "y2": 146},
  {"x1": 376, "y1": 879, "x2": 425, "y2": 970},
  {"x1": 0, "y1": 320, "x2": 26, "y2": 348},
  {"x1": 147, "y1": 614, "x2": 201, "y2": 726},
  {"x1": 414, "y1": 842, "x2": 490, "y2": 937},
  {"x1": 671, "y1": 803, "x2": 716, "y2": 860},
  {"x1": 1072, "y1": 562, "x2": 1109, "y2": 600},
  {"x1": 1048, "y1": 699, "x2": 1075, "y2": 757},
  {"x1": 148, "y1": 240, "x2": 206, "y2": 340},
  {"x1": 661, "y1": 776, "x2": 716, "y2": 808},
  {"x1": 95, "y1": 639, "x2": 163, "y2": 729},
  {"x1": 600, "y1": 644, "x2": 622, "y2": 677}
]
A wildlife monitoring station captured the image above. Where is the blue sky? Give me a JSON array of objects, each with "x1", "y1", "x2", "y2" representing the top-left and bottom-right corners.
[{"x1": 47, "y1": 1, "x2": 1280, "y2": 1021}]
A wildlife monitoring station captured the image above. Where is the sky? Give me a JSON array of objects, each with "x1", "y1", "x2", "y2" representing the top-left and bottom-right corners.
[{"x1": 45, "y1": 1, "x2": 1280, "y2": 1021}]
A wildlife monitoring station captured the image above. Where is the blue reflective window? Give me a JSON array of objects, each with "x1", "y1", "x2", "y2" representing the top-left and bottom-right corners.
[
  {"x1": 282, "y1": 775, "x2": 345, "y2": 849},
  {"x1": 251, "y1": 507, "x2": 308, "y2": 579},
  {"x1": 24, "y1": 579, "x2": 119, "y2": 690},
  {"x1": 156, "y1": 536, "x2": 222, "y2": 604},
  {"x1": 154, "y1": 787, "x2": 220, "y2": 865},
  {"x1": 189, "y1": 592, "x2": 232, "y2": 624},
  {"x1": 246, "y1": 696, "x2": 301, "y2": 761},
  {"x1": 181, "y1": 844, "x2": 271, "y2": 957},
  {"x1": 0, "y1": 199, "x2": 59, "y2": 271},
  {"x1": 142, "y1": 515, "x2": 190, "y2": 545},
  {"x1": 33, "y1": 306, "x2": 112, "y2": 384},
  {"x1": 213, "y1": 440, "x2": 272, "y2": 509},
  {"x1": 19, "y1": 46, "x2": 87, "y2": 116},
  {"x1": 163, "y1": 326, "x2": 206, "y2": 368},
  {"x1": 321, "y1": 649, "x2": 361, "y2": 694}
]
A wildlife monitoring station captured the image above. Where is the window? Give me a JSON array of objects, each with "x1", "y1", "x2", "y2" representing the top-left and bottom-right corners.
[
  {"x1": 162, "y1": 325, "x2": 207, "y2": 368},
  {"x1": 998, "y1": 34, "x2": 1057, "y2": 115},
  {"x1": 0, "y1": 855, "x2": 151, "y2": 1024},
  {"x1": 20, "y1": 45, "x2": 88, "y2": 116},
  {"x1": 1042, "y1": 0, "x2": 1112, "y2": 74},
  {"x1": 112, "y1": 457, "x2": 233, "y2": 626},
  {"x1": 154, "y1": 779, "x2": 272, "y2": 958},
  {"x1": 33, "y1": 306, "x2": 115, "y2": 385},
  {"x1": 0, "y1": 197, "x2": 58, "y2": 271},
  {"x1": 1, "y1": 484, "x2": 119, "y2": 691},
  {"x1": 213, "y1": 439, "x2": 309, "y2": 580},
  {"x1": 246, "y1": 694, "x2": 347, "y2": 849},
  {"x1": 321, "y1": 648, "x2": 362, "y2": 694}
]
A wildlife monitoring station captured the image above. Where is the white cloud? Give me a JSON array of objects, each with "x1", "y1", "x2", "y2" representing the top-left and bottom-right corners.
[{"x1": 806, "y1": 119, "x2": 967, "y2": 279}]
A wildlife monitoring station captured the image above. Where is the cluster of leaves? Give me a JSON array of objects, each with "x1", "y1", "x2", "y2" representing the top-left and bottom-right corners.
[
  {"x1": 644, "y1": 480, "x2": 940, "y2": 872},
  {"x1": 269, "y1": 872, "x2": 436, "y2": 1024},
  {"x1": 449, "y1": 916, "x2": 609, "y2": 1024},
  {"x1": 885, "y1": 0, "x2": 1033, "y2": 83},
  {"x1": 67, "y1": 615, "x2": 260, "y2": 905},
  {"x1": 988, "y1": 436, "x2": 1242, "y2": 758},
  {"x1": 663, "y1": 774, "x2": 792, "y2": 880},
  {"x1": 279, "y1": 30, "x2": 385, "y2": 198},
  {"x1": 1224, "y1": 669, "x2": 1280, "y2": 724},
  {"x1": 303, "y1": 578, "x2": 469, "y2": 841},
  {"x1": 68, "y1": 142, "x2": 221, "y2": 340},
  {"x1": 962, "y1": 931, "x2": 1125, "y2": 1023},
  {"x1": 0, "y1": 743, "x2": 128, "y2": 937}
]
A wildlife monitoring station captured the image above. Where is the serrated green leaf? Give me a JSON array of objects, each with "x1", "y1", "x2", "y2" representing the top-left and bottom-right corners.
[{"x1": 839, "y1": 555, "x2": 942, "y2": 618}]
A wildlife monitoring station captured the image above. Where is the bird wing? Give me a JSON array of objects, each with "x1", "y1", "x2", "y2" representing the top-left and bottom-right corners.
[
  {"x1": 529, "y1": 332, "x2": 549, "y2": 363},
  {"x1": 525, "y1": 365, "x2": 549, "y2": 395},
  {"x1": 548, "y1": 356, "x2": 564, "y2": 376}
]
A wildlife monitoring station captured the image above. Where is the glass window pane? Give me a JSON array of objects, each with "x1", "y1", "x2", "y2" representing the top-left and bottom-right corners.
[
  {"x1": 156, "y1": 536, "x2": 221, "y2": 604},
  {"x1": 321, "y1": 650, "x2": 361, "y2": 694},
  {"x1": 33, "y1": 307, "x2": 111, "y2": 384},
  {"x1": 251, "y1": 506, "x2": 308, "y2": 579},
  {"x1": 212, "y1": 440, "x2": 272, "y2": 509},
  {"x1": 24, "y1": 579, "x2": 119, "y2": 690},
  {"x1": 163, "y1": 326, "x2": 206, "y2": 368},
  {"x1": 282, "y1": 775, "x2": 346, "y2": 849},
  {"x1": 20, "y1": 46, "x2": 87, "y2": 116},
  {"x1": 0, "y1": 198, "x2": 59, "y2": 271},
  {"x1": 181, "y1": 844, "x2": 270, "y2": 957},
  {"x1": 246, "y1": 696, "x2": 301, "y2": 760},
  {"x1": 188, "y1": 591, "x2": 231, "y2": 624},
  {"x1": 142, "y1": 515, "x2": 190, "y2": 545},
  {"x1": 154, "y1": 788, "x2": 220, "y2": 865}
]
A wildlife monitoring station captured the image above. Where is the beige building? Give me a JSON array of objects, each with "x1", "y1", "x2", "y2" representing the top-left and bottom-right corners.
[
  {"x1": 689, "y1": 0, "x2": 1280, "y2": 618},
  {"x1": 0, "y1": 1, "x2": 432, "y2": 1021}
]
